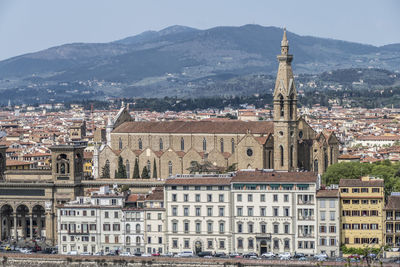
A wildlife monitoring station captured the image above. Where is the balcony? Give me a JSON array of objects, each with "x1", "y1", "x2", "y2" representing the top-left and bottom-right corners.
[
  {"x1": 298, "y1": 200, "x2": 314, "y2": 205},
  {"x1": 298, "y1": 233, "x2": 314, "y2": 238},
  {"x1": 255, "y1": 233, "x2": 272, "y2": 239},
  {"x1": 298, "y1": 215, "x2": 314, "y2": 221}
]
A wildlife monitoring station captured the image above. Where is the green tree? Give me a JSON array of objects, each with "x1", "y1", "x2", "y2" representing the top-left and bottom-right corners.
[
  {"x1": 120, "y1": 184, "x2": 130, "y2": 192},
  {"x1": 133, "y1": 158, "x2": 140, "y2": 178},
  {"x1": 225, "y1": 163, "x2": 237, "y2": 172},
  {"x1": 152, "y1": 158, "x2": 157, "y2": 179},
  {"x1": 322, "y1": 162, "x2": 372, "y2": 185},
  {"x1": 141, "y1": 166, "x2": 150, "y2": 179},
  {"x1": 324, "y1": 161, "x2": 400, "y2": 196},
  {"x1": 101, "y1": 162, "x2": 110, "y2": 178},
  {"x1": 115, "y1": 156, "x2": 127, "y2": 178}
]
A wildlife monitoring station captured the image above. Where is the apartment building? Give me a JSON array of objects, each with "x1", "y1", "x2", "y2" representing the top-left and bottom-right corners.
[
  {"x1": 384, "y1": 192, "x2": 400, "y2": 254},
  {"x1": 163, "y1": 170, "x2": 319, "y2": 256},
  {"x1": 144, "y1": 187, "x2": 166, "y2": 254},
  {"x1": 58, "y1": 186, "x2": 125, "y2": 254},
  {"x1": 165, "y1": 174, "x2": 233, "y2": 254},
  {"x1": 316, "y1": 187, "x2": 340, "y2": 257},
  {"x1": 339, "y1": 177, "x2": 385, "y2": 249},
  {"x1": 231, "y1": 171, "x2": 319, "y2": 256},
  {"x1": 123, "y1": 194, "x2": 145, "y2": 253}
]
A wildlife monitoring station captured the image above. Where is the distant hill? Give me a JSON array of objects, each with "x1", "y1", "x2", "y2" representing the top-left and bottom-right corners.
[{"x1": 0, "y1": 24, "x2": 399, "y2": 104}]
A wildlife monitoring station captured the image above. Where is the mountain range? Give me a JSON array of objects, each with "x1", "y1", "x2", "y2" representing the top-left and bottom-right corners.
[{"x1": 0, "y1": 24, "x2": 399, "y2": 104}]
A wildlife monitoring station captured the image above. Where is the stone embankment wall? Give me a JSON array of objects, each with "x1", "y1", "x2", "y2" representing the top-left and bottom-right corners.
[{"x1": 0, "y1": 253, "x2": 397, "y2": 267}]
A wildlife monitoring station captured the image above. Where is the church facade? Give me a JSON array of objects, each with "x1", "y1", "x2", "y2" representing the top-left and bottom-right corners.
[{"x1": 96, "y1": 30, "x2": 339, "y2": 179}]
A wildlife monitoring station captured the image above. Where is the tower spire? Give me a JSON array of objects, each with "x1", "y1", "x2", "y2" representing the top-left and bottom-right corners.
[
  {"x1": 272, "y1": 28, "x2": 298, "y2": 172},
  {"x1": 280, "y1": 28, "x2": 289, "y2": 55},
  {"x1": 281, "y1": 27, "x2": 288, "y2": 47}
]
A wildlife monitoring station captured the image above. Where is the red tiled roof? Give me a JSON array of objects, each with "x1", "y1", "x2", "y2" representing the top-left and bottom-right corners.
[
  {"x1": 6, "y1": 160, "x2": 31, "y2": 166},
  {"x1": 358, "y1": 135, "x2": 400, "y2": 141},
  {"x1": 113, "y1": 121, "x2": 273, "y2": 134},
  {"x1": 145, "y1": 188, "x2": 164, "y2": 201},
  {"x1": 165, "y1": 177, "x2": 232, "y2": 186},
  {"x1": 339, "y1": 178, "x2": 384, "y2": 187},
  {"x1": 385, "y1": 195, "x2": 400, "y2": 210},
  {"x1": 338, "y1": 154, "x2": 361, "y2": 159},
  {"x1": 232, "y1": 170, "x2": 317, "y2": 183}
]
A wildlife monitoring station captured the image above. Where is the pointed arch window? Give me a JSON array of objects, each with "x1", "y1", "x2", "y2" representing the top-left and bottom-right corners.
[
  {"x1": 220, "y1": 138, "x2": 224, "y2": 153},
  {"x1": 289, "y1": 94, "x2": 294, "y2": 120},
  {"x1": 126, "y1": 160, "x2": 130, "y2": 178},
  {"x1": 290, "y1": 145, "x2": 293, "y2": 168},
  {"x1": 280, "y1": 95, "x2": 284, "y2": 117},
  {"x1": 314, "y1": 159, "x2": 319, "y2": 173},
  {"x1": 330, "y1": 146, "x2": 333, "y2": 165},
  {"x1": 119, "y1": 138, "x2": 123, "y2": 150},
  {"x1": 138, "y1": 138, "x2": 143, "y2": 150},
  {"x1": 203, "y1": 138, "x2": 207, "y2": 151},
  {"x1": 168, "y1": 161, "x2": 173, "y2": 176},
  {"x1": 268, "y1": 150, "x2": 272, "y2": 169},
  {"x1": 159, "y1": 138, "x2": 163, "y2": 151},
  {"x1": 280, "y1": 145, "x2": 284, "y2": 167},
  {"x1": 324, "y1": 152, "x2": 328, "y2": 172},
  {"x1": 181, "y1": 138, "x2": 185, "y2": 151},
  {"x1": 231, "y1": 138, "x2": 235, "y2": 153}
]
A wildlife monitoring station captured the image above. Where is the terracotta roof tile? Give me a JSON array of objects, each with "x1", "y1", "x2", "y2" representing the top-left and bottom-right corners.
[
  {"x1": 385, "y1": 195, "x2": 400, "y2": 210},
  {"x1": 165, "y1": 177, "x2": 232, "y2": 186},
  {"x1": 113, "y1": 121, "x2": 273, "y2": 134},
  {"x1": 6, "y1": 160, "x2": 31, "y2": 166},
  {"x1": 338, "y1": 154, "x2": 361, "y2": 159},
  {"x1": 232, "y1": 170, "x2": 317, "y2": 183},
  {"x1": 339, "y1": 178, "x2": 384, "y2": 187},
  {"x1": 145, "y1": 188, "x2": 164, "y2": 201}
]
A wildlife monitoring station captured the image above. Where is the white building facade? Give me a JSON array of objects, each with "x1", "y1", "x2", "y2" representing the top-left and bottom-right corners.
[
  {"x1": 165, "y1": 174, "x2": 233, "y2": 254},
  {"x1": 316, "y1": 187, "x2": 340, "y2": 258},
  {"x1": 58, "y1": 186, "x2": 128, "y2": 255},
  {"x1": 231, "y1": 171, "x2": 318, "y2": 256}
]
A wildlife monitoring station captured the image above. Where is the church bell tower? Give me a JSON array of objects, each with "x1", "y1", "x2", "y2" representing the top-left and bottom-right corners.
[{"x1": 273, "y1": 29, "x2": 298, "y2": 171}]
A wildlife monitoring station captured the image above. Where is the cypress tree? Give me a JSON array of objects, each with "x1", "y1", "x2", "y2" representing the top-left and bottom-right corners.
[
  {"x1": 101, "y1": 163, "x2": 110, "y2": 178},
  {"x1": 115, "y1": 156, "x2": 127, "y2": 178},
  {"x1": 133, "y1": 158, "x2": 140, "y2": 178},
  {"x1": 141, "y1": 166, "x2": 150, "y2": 179},
  {"x1": 152, "y1": 158, "x2": 157, "y2": 179}
]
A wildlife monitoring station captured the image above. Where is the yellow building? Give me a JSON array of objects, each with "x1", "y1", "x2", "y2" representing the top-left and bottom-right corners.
[{"x1": 339, "y1": 177, "x2": 384, "y2": 249}]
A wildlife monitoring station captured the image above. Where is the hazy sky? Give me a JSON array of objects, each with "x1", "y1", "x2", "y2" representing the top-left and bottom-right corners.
[{"x1": 0, "y1": 0, "x2": 399, "y2": 60}]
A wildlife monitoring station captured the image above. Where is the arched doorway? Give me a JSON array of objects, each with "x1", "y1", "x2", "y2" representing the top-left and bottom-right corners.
[
  {"x1": 0, "y1": 205, "x2": 13, "y2": 240},
  {"x1": 260, "y1": 239, "x2": 268, "y2": 255},
  {"x1": 32, "y1": 205, "x2": 45, "y2": 238},
  {"x1": 194, "y1": 240, "x2": 202, "y2": 254},
  {"x1": 16, "y1": 205, "x2": 30, "y2": 238}
]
